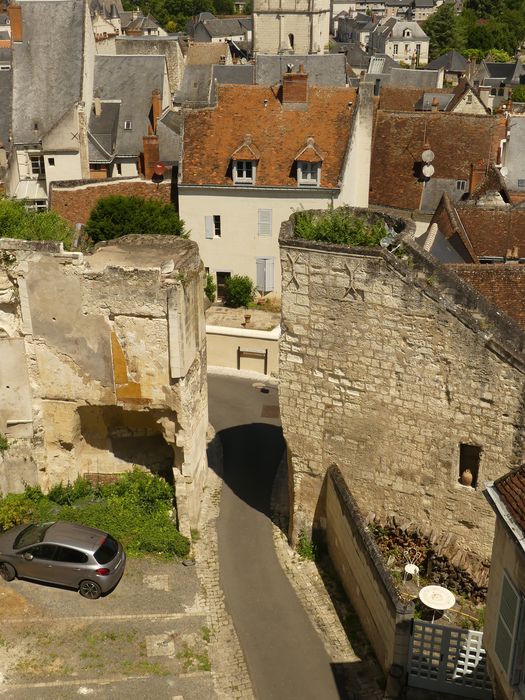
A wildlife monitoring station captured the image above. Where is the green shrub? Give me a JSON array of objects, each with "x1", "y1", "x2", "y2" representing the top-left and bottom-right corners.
[
  {"x1": 100, "y1": 468, "x2": 174, "y2": 513},
  {"x1": 204, "y1": 273, "x2": 216, "y2": 303},
  {"x1": 0, "y1": 493, "x2": 36, "y2": 531},
  {"x1": 223, "y1": 275, "x2": 255, "y2": 308},
  {"x1": 294, "y1": 209, "x2": 388, "y2": 247},
  {"x1": 0, "y1": 198, "x2": 74, "y2": 247},
  {"x1": 84, "y1": 196, "x2": 186, "y2": 242},
  {"x1": 0, "y1": 434, "x2": 8, "y2": 453},
  {"x1": 47, "y1": 477, "x2": 94, "y2": 506},
  {"x1": 512, "y1": 85, "x2": 525, "y2": 103},
  {"x1": 297, "y1": 530, "x2": 316, "y2": 561}
]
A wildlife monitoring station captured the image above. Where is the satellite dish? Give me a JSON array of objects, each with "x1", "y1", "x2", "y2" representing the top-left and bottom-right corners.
[
  {"x1": 240, "y1": 57, "x2": 247, "y2": 64},
  {"x1": 422, "y1": 149, "x2": 435, "y2": 163},
  {"x1": 422, "y1": 163, "x2": 435, "y2": 178},
  {"x1": 500, "y1": 166, "x2": 509, "y2": 177}
]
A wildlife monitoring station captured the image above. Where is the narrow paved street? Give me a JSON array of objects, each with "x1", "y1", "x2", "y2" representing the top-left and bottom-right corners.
[{"x1": 208, "y1": 373, "x2": 342, "y2": 700}]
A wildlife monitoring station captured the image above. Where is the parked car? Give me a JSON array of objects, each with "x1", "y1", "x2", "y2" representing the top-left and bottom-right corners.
[{"x1": 0, "y1": 521, "x2": 126, "y2": 599}]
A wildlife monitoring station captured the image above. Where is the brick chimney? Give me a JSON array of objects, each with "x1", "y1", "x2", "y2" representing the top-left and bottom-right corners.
[
  {"x1": 143, "y1": 135, "x2": 159, "y2": 180},
  {"x1": 150, "y1": 89, "x2": 162, "y2": 134},
  {"x1": 469, "y1": 161, "x2": 486, "y2": 194},
  {"x1": 7, "y1": 4, "x2": 23, "y2": 43},
  {"x1": 282, "y1": 64, "x2": 308, "y2": 104}
]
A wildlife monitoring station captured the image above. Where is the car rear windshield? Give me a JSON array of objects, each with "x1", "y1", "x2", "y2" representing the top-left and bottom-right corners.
[
  {"x1": 14, "y1": 523, "x2": 54, "y2": 550},
  {"x1": 94, "y1": 536, "x2": 119, "y2": 564}
]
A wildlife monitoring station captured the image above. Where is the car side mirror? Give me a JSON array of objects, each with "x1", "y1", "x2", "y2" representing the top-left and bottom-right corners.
[{"x1": 23, "y1": 553, "x2": 33, "y2": 561}]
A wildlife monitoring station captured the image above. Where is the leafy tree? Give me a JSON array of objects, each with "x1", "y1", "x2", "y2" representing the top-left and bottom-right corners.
[
  {"x1": 0, "y1": 198, "x2": 74, "y2": 247},
  {"x1": 423, "y1": 4, "x2": 463, "y2": 59},
  {"x1": 489, "y1": 48, "x2": 512, "y2": 61},
  {"x1": 223, "y1": 275, "x2": 255, "y2": 308},
  {"x1": 512, "y1": 85, "x2": 525, "y2": 101},
  {"x1": 84, "y1": 196, "x2": 186, "y2": 242},
  {"x1": 205, "y1": 273, "x2": 216, "y2": 303}
]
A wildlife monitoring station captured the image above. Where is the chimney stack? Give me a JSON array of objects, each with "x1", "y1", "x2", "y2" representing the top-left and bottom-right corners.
[
  {"x1": 7, "y1": 4, "x2": 23, "y2": 43},
  {"x1": 143, "y1": 135, "x2": 160, "y2": 180},
  {"x1": 150, "y1": 89, "x2": 162, "y2": 134},
  {"x1": 469, "y1": 161, "x2": 485, "y2": 194},
  {"x1": 282, "y1": 64, "x2": 308, "y2": 104}
]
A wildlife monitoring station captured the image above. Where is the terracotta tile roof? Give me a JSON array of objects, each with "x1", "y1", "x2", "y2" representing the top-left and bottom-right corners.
[
  {"x1": 181, "y1": 84, "x2": 357, "y2": 188},
  {"x1": 449, "y1": 264, "x2": 525, "y2": 330},
  {"x1": 454, "y1": 207, "x2": 525, "y2": 258},
  {"x1": 493, "y1": 465, "x2": 525, "y2": 534},
  {"x1": 369, "y1": 112, "x2": 505, "y2": 211},
  {"x1": 379, "y1": 86, "x2": 454, "y2": 112}
]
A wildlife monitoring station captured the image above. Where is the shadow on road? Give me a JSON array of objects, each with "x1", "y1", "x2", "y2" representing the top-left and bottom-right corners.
[{"x1": 211, "y1": 422, "x2": 286, "y2": 518}]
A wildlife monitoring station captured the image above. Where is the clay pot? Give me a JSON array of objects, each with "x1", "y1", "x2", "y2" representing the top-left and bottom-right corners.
[{"x1": 460, "y1": 468, "x2": 473, "y2": 487}]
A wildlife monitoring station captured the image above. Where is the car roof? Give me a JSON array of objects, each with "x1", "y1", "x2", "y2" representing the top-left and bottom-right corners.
[{"x1": 44, "y1": 522, "x2": 109, "y2": 552}]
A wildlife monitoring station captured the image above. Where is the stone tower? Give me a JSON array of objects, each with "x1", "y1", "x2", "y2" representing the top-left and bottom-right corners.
[{"x1": 253, "y1": 0, "x2": 330, "y2": 55}]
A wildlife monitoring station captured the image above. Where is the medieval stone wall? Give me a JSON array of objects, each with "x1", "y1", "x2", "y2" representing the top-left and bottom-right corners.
[
  {"x1": 0, "y1": 235, "x2": 207, "y2": 529},
  {"x1": 279, "y1": 210, "x2": 525, "y2": 564}
]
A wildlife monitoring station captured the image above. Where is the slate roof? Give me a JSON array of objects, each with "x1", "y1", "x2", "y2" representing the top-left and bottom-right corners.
[
  {"x1": 415, "y1": 92, "x2": 454, "y2": 111},
  {"x1": 450, "y1": 265, "x2": 525, "y2": 330},
  {"x1": 492, "y1": 465, "x2": 525, "y2": 534},
  {"x1": 213, "y1": 64, "x2": 254, "y2": 85},
  {"x1": 426, "y1": 50, "x2": 468, "y2": 73},
  {"x1": 369, "y1": 112, "x2": 505, "y2": 211},
  {"x1": 173, "y1": 64, "x2": 213, "y2": 107},
  {"x1": 157, "y1": 109, "x2": 181, "y2": 164},
  {"x1": 199, "y1": 18, "x2": 246, "y2": 39},
  {"x1": 255, "y1": 55, "x2": 347, "y2": 87},
  {"x1": 181, "y1": 83, "x2": 357, "y2": 189},
  {"x1": 388, "y1": 68, "x2": 442, "y2": 88},
  {"x1": 346, "y1": 44, "x2": 370, "y2": 69},
  {"x1": 93, "y1": 54, "x2": 167, "y2": 156},
  {"x1": 88, "y1": 101, "x2": 120, "y2": 162},
  {"x1": 484, "y1": 60, "x2": 524, "y2": 84},
  {"x1": 11, "y1": 0, "x2": 85, "y2": 144}
]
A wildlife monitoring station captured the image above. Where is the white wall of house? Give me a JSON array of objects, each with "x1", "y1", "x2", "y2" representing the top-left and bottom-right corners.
[
  {"x1": 179, "y1": 186, "x2": 337, "y2": 295},
  {"x1": 111, "y1": 158, "x2": 139, "y2": 177},
  {"x1": 45, "y1": 153, "x2": 83, "y2": 184},
  {"x1": 385, "y1": 37, "x2": 429, "y2": 64}
]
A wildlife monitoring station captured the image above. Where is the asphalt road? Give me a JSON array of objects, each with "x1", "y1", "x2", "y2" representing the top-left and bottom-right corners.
[{"x1": 208, "y1": 373, "x2": 342, "y2": 700}]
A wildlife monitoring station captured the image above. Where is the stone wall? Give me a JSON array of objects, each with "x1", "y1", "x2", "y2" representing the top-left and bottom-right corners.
[
  {"x1": 0, "y1": 235, "x2": 208, "y2": 530},
  {"x1": 326, "y1": 466, "x2": 413, "y2": 685},
  {"x1": 278, "y1": 208, "x2": 525, "y2": 564},
  {"x1": 50, "y1": 178, "x2": 173, "y2": 228}
]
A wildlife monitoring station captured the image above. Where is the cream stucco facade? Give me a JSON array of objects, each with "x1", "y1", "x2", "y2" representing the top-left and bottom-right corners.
[{"x1": 253, "y1": 0, "x2": 330, "y2": 54}]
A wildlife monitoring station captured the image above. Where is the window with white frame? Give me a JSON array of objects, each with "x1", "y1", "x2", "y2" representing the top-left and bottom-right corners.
[
  {"x1": 124, "y1": 120, "x2": 132, "y2": 130},
  {"x1": 393, "y1": 43, "x2": 398, "y2": 54},
  {"x1": 258, "y1": 209, "x2": 272, "y2": 236},
  {"x1": 29, "y1": 155, "x2": 45, "y2": 176},
  {"x1": 233, "y1": 160, "x2": 255, "y2": 185},
  {"x1": 518, "y1": 179, "x2": 525, "y2": 188},
  {"x1": 456, "y1": 179, "x2": 468, "y2": 191},
  {"x1": 403, "y1": 28, "x2": 411, "y2": 37},
  {"x1": 205, "y1": 215, "x2": 221, "y2": 238},
  {"x1": 256, "y1": 257, "x2": 275, "y2": 294},
  {"x1": 297, "y1": 161, "x2": 320, "y2": 187}
]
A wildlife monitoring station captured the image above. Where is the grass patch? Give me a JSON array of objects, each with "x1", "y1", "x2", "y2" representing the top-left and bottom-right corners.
[
  {"x1": 296, "y1": 530, "x2": 316, "y2": 561},
  {"x1": 0, "y1": 470, "x2": 190, "y2": 559},
  {"x1": 177, "y1": 641, "x2": 211, "y2": 673},
  {"x1": 294, "y1": 208, "x2": 390, "y2": 247}
]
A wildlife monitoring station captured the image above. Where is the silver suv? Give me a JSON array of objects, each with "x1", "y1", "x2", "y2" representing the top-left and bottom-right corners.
[{"x1": 0, "y1": 521, "x2": 126, "y2": 599}]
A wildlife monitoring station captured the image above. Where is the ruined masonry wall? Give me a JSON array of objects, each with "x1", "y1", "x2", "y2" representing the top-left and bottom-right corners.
[{"x1": 279, "y1": 233, "x2": 525, "y2": 563}]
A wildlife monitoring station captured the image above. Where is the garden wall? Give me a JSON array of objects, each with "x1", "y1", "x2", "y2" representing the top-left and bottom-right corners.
[{"x1": 326, "y1": 466, "x2": 413, "y2": 682}]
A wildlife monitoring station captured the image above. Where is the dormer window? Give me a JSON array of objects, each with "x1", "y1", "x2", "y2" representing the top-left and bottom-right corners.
[
  {"x1": 233, "y1": 160, "x2": 255, "y2": 185},
  {"x1": 124, "y1": 120, "x2": 132, "y2": 130},
  {"x1": 297, "y1": 161, "x2": 320, "y2": 187},
  {"x1": 403, "y1": 28, "x2": 411, "y2": 37},
  {"x1": 294, "y1": 137, "x2": 323, "y2": 188},
  {"x1": 230, "y1": 134, "x2": 260, "y2": 186}
]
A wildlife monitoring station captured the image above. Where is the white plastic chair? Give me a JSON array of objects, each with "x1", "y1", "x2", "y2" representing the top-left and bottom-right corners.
[{"x1": 403, "y1": 547, "x2": 421, "y2": 587}]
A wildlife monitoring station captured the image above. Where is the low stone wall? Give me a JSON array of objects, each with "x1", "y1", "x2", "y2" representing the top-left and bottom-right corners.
[
  {"x1": 206, "y1": 324, "x2": 280, "y2": 376},
  {"x1": 326, "y1": 465, "x2": 414, "y2": 686}
]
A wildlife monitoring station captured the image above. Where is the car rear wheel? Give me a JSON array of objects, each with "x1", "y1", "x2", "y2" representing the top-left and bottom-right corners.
[
  {"x1": 0, "y1": 562, "x2": 16, "y2": 581},
  {"x1": 79, "y1": 580, "x2": 102, "y2": 599}
]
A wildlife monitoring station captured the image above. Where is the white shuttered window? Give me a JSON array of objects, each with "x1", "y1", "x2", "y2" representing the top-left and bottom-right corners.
[
  {"x1": 256, "y1": 257, "x2": 274, "y2": 294},
  {"x1": 258, "y1": 209, "x2": 272, "y2": 237}
]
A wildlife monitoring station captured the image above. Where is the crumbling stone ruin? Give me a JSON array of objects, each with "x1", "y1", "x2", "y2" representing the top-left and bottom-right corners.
[{"x1": 0, "y1": 235, "x2": 208, "y2": 531}]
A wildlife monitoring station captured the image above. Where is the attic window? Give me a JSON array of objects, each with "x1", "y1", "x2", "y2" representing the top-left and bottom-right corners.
[
  {"x1": 233, "y1": 160, "x2": 255, "y2": 185},
  {"x1": 518, "y1": 179, "x2": 525, "y2": 188},
  {"x1": 297, "y1": 161, "x2": 320, "y2": 187},
  {"x1": 456, "y1": 180, "x2": 467, "y2": 191},
  {"x1": 403, "y1": 28, "x2": 411, "y2": 37},
  {"x1": 124, "y1": 120, "x2": 132, "y2": 130}
]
